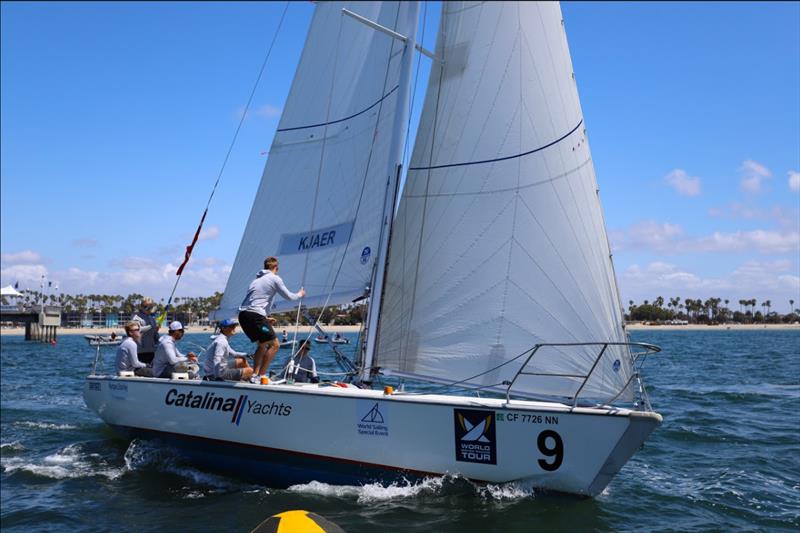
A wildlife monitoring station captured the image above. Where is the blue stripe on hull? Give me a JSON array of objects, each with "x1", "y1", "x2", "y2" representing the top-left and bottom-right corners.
[{"x1": 111, "y1": 425, "x2": 427, "y2": 488}]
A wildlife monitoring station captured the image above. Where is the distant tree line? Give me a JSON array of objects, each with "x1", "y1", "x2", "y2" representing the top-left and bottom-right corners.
[
  {"x1": 625, "y1": 296, "x2": 799, "y2": 324},
  {"x1": 4, "y1": 290, "x2": 795, "y2": 326},
  {"x1": 0, "y1": 290, "x2": 366, "y2": 326}
]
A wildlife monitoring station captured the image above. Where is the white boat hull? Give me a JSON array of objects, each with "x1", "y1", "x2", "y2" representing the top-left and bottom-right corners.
[{"x1": 84, "y1": 376, "x2": 660, "y2": 496}]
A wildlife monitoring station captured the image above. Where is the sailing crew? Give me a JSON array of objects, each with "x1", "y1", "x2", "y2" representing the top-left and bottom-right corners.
[
  {"x1": 289, "y1": 340, "x2": 319, "y2": 383},
  {"x1": 202, "y1": 318, "x2": 253, "y2": 381},
  {"x1": 115, "y1": 321, "x2": 153, "y2": 377},
  {"x1": 281, "y1": 329, "x2": 288, "y2": 343},
  {"x1": 238, "y1": 256, "x2": 305, "y2": 383},
  {"x1": 152, "y1": 321, "x2": 199, "y2": 379},
  {"x1": 131, "y1": 297, "x2": 160, "y2": 364}
]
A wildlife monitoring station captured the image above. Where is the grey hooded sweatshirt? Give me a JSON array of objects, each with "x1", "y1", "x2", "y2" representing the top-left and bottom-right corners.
[
  {"x1": 203, "y1": 334, "x2": 247, "y2": 379},
  {"x1": 239, "y1": 269, "x2": 302, "y2": 317}
]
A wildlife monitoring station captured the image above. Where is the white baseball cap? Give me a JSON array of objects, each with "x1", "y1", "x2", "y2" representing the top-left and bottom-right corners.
[{"x1": 169, "y1": 321, "x2": 184, "y2": 331}]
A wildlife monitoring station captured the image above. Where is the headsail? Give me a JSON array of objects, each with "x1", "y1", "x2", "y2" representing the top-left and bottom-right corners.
[
  {"x1": 376, "y1": 2, "x2": 633, "y2": 402},
  {"x1": 216, "y1": 2, "x2": 417, "y2": 317}
]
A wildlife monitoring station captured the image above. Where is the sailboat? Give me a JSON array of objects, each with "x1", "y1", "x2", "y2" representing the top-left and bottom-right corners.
[{"x1": 84, "y1": 1, "x2": 661, "y2": 497}]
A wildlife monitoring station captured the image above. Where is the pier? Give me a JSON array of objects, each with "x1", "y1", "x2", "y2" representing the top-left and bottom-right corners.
[{"x1": 0, "y1": 305, "x2": 61, "y2": 341}]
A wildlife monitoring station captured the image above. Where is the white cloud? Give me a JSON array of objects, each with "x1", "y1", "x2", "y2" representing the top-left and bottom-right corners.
[
  {"x1": 707, "y1": 203, "x2": 799, "y2": 230},
  {"x1": 664, "y1": 169, "x2": 701, "y2": 196},
  {"x1": 0, "y1": 264, "x2": 48, "y2": 287},
  {"x1": 620, "y1": 260, "x2": 800, "y2": 304},
  {"x1": 198, "y1": 225, "x2": 220, "y2": 241},
  {"x1": 72, "y1": 239, "x2": 98, "y2": 248},
  {"x1": 1, "y1": 250, "x2": 43, "y2": 265},
  {"x1": 739, "y1": 159, "x2": 771, "y2": 193},
  {"x1": 109, "y1": 256, "x2": 161, "y2": 270},
  {"x1": 0, "y1": 256, "x2": 231, "y2": 298},
  {"x1": 235, "y1": 103, "x2": 282, "y2": 121},
  {"x1": 694, "y1": 230, "x2": 799, "y2": 254},
  {"x1": 255, "y1": 104, "x2": 282, "y2": 118},
  {"x1": 609, "y1": 220, "x2": 684, "y2": 253},
  {"x1": 789, "y1": 171, "x2": 800, "y2": 193},
  {"x1": 611, "y1": 220, "x2": 799, "y2": 255}
]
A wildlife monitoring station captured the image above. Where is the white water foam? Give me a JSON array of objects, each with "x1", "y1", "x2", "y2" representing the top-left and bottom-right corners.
[
  {"x1": 287, "y1": 477, "x2": 444, "y2": 502},
  {"x1": 479, "y1": 481, "x2": 537, "y2": 501},
  {"x1": 288, "y1": 475, "x2": 537, "y2": 503},
  {"x1": 15, "y1": 421, "x2": 78, "y2": 431},
  {"x1": 1, "y1": 443, "x2": 125, "y2": 480},
  {"x1": 0, "y1": 441, "x2": 26, "y2": 453}
]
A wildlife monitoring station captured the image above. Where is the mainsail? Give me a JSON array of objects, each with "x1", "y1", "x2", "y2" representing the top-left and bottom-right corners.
[
  {"x1": 216, "y1": 2, "x2": 417, "y2": 317},
  {"x1": 375, "y1": 2, "x2": 633, "y2": 402}
]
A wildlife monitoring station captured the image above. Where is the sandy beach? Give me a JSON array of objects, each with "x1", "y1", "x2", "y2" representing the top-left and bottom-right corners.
[
  {"x1": 0, "y1": 324, "x2": 364, "y2": 336},
  {"x1": 625, "y1": 323, "x2": 799, "y2": 331},
  {"x1": 1, "y1": 323, "x2": 797, "y2": 336}
]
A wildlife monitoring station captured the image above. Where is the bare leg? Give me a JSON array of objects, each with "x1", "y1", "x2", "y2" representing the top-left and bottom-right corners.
[
  {"x1": 263, "y1": 339, "x2": 280, "y2": 374},
  {"x1": 252, "y1": 340, "x2": 270, "y2": 376}
]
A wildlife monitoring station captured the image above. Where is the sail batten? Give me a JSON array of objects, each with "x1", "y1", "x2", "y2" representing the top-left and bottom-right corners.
[{"x1": 376, "y1": 1, "x2": 632, "y2": 402}]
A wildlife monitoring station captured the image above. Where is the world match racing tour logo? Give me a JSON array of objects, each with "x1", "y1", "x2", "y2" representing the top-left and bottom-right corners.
[
  {"x1": 454, "y1": 408, "x2": 497, "y2": 465},
  {"x1": 164, "y1": 389, "x2": 292, "y2": 426}
]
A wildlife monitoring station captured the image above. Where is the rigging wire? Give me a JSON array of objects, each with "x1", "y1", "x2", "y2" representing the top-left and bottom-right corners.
[{"x1": 161, "y1": 2, "x2": 291, "y2": 321}]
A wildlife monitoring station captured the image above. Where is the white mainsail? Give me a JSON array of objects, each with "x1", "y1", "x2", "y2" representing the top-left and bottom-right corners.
[
  {"x1": 376, "y1": 2, "x2": 633, "y2": 402},
  {"x1": 216, "y1": 2, "x2": 417, "y2": 317}
]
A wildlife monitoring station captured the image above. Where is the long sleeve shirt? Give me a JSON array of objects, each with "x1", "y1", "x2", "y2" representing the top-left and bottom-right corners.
[
  {"x1": 202, "y1": 334, "x2": 247, "y2": 379},
  {"x1": 131, "y1": 311, "x2": 159, "y2": 353},
  {"x1": 239, "y1": 269, "x2": 302, "y2": 317},
  {"x1": 291, "y1": 352, "x2": 318, "y2": 383},
  {"x1": 115, "y1": 337, "x2": 147, "y2": 373},
  {"x1": 153, "y1": 335, "x2": 189, "y2": 378}
]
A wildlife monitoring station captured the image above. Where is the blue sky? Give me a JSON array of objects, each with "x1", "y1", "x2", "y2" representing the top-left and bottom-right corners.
[{"x1": 2, "y1": 2, "x2": 798, "y2": 309}]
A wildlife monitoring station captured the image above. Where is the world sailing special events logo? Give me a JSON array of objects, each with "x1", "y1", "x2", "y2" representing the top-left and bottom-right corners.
[
  {"x1": 357, "y1": 401, "x2": 389, "y2": 437},
  {"x1": 454, "y1": 409, "x2": 497, "y2": 465}
]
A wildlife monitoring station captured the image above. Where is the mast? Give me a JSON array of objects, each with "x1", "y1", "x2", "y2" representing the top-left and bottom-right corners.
[{"x1": 360, "y1": 1, "x2": 420, "y2": 382}]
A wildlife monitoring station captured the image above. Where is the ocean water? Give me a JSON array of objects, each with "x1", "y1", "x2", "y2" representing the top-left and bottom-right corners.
[{"x1": 1, "y1": 329, "x2": 798, "y2": 532}]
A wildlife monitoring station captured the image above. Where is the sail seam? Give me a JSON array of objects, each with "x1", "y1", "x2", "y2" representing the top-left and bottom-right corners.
[
  {"x1": 403, "y1": 158, "x2": 592, "y2": 198},
  {"x1": 276, "y1": 84, "x2": 399, "y2": 132},
  {"x1": 408, "y1": 119, "x2": 582, "y2": 171}
]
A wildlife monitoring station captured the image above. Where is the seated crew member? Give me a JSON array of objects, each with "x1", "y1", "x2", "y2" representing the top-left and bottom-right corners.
[
  {"x1": 281, "y1": 329, "x2": 288, "y2": 343},
  {"x1": 115, "y1": 321, "x2": 153, "y2": 377},
  {"x1": 202, "y1": 318, "x2": 253, "y2": 381},
  {"x1": 152, "y1": 321, "x2": 199, "y2": 379},
  {"x1": 289, "y1": 340, "x2": 319, "y2": 384}
]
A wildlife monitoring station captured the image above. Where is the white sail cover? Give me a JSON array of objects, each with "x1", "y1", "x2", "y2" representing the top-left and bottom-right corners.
[
  {"x1": 216, "y1": 2, "x2": 415, "y2": 317},
  {"x1": 376, "y1": 2, "x2": 633, "y2": 402}
]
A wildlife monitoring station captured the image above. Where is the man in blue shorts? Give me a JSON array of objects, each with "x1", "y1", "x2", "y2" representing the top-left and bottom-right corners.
[{"x1": 238, "y1": 256, "x2": 305, "y2": 382}]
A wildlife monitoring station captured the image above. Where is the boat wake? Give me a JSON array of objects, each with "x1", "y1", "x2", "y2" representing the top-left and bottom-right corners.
[
  {"x1": 14, "y1": 421, "x2": 78, "y2": 431},
  {"x1": 122, "y1": 439, "x2": 265, "y2": 498},
  {"x1": 1, "y1": 442, "x2": 125, "y2": 480},
  {"x1": 0, "y1": 441, "x2": 26, "y2": 453},
  {"x1": 287, "y1": 475, "x2": 538, "y2": 503}
]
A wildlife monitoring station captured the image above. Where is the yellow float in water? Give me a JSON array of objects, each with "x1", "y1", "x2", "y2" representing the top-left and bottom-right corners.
[{"x1": 251, "y1": 510, "x2": 345, "y2": 533}]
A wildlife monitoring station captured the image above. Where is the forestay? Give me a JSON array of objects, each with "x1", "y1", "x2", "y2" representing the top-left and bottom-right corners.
[
  {"x1": 216, "y1": 2, "x2": 416, "y2": 318},
  {"x1": 376, "y1": 2, "x2": 633, "y2": 402}
]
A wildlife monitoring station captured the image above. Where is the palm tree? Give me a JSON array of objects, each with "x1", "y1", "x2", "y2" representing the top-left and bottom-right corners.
[{"x1": 791, "y1": 299, "x2": 796, "y2": 314}]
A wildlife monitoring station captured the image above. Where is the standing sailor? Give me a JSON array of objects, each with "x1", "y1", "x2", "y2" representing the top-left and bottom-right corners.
[
  {"x1": 131, "y1": 297, "x2": 159, "y2": 364},
  {"x1": 238, "y1": 256, "x2": 305, "y2": 382}
]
